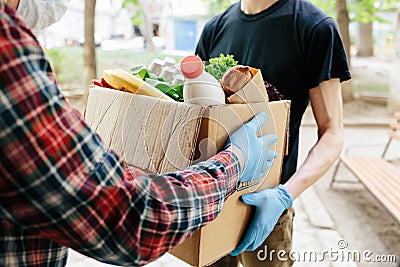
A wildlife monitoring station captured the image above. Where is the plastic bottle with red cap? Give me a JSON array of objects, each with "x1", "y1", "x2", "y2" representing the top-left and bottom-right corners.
[{"x1": 180, "y1": 55, "x2": 226, "y2": 105}]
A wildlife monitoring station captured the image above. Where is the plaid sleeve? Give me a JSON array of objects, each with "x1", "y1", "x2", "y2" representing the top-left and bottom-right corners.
[{"x1": 0, "y1": 4, "x2": 241, "y2": 266}]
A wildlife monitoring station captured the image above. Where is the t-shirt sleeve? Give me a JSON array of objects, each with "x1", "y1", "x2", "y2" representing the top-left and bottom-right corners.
[{"x1": 305, "y1": 17, "x2": 351, "y2": 89}]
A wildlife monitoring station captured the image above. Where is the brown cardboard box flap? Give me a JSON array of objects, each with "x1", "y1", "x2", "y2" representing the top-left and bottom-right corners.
[{"x1": 85, "y1": 86, "x2": 206, "y2": 173}]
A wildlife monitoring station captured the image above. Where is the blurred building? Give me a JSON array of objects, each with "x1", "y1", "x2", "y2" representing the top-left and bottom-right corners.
[
  {"x1": 161, "y1": 0, "x2": 208, "y2": 51},
  {"x1": 35, "y1": 0, "x2": 214, "y2": 52},
  {"x1": 123, "y1": 0, "x2": 210, "y2": 52},
  {"x1": 37, "y1": 0, "x2": 132, "y2": 48}
]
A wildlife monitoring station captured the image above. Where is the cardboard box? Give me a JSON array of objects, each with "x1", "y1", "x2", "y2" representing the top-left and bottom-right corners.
[{"x1": 85, "y1": 86, "x2": 290, "y2": 266}]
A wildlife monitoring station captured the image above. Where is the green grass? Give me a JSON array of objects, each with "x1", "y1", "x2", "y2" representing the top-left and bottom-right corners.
[
  {"x1": 45, "y1": 47, "x2": 185, "y2": 87},
  {"x1": 352, "y1": 83, "x2": 390, "y2": 94}
]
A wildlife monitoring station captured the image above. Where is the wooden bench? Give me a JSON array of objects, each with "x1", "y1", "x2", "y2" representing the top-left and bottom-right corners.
[{"x1": 330, "y1": 111, "x2": 400, "y2": 224}]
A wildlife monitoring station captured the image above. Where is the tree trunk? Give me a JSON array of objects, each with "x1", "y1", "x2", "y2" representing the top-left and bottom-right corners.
[
  {"x1": 139, "y1": 0, "x2": 156, "y2": 51},
  {"x1": 336, "y1": 0, "x2": 354, "y2": 102},
  {"x1": 83, "y1": 0, "x2": 97, "y2": 111},
  {"x1": 387, "y1": 10, "x2": 400, "y2": 113},
  {"x1": 357, "y1": 22, "x2": 374, "y2": 57}
]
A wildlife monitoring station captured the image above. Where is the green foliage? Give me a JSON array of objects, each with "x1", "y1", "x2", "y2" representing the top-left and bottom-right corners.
[
  {"x1": 309, "y1": 0, "x2": 337, "y2": 17},
  {"x1": 45, "y1": 48, "x2": 70, "y2": 83},
  {"x1": 130, "y1": 64, "x2": 153, "y2": 80},
  {"x1": 351, "y1": 0, "x2": 398, "y2": 24},
  {"x1": 146, "y1": 79, "x2": 184, "y2": 101},
  {"x1": 310, "y1": 0, "x2": 397, "y2": 24},
  {"x1": 203, "y1": 0, "x2": 236, "y2": 17},
  {"x1": 123, "y1": 0, "x2": 143, "y2": 26},
  {"x1": 204, "y1": 54, "x2": 238, "y2": 81},
  {"x1": 123, "y1": 0, "x2": 138, "y2": 6}
]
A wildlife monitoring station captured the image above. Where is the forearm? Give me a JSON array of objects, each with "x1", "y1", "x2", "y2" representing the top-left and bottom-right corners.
[
  {"x1": 284, "y1": 129, "x2": 343, "y2": 199},
  {"x1": 115, "y1": 150, "x2": 241, "y2": 264},
  {"x1": 0, "y1": 8, "x2": 242, "y2": 265},
  {"x1": 284, "y1": 78, "x2": 343, "y2": 200}
]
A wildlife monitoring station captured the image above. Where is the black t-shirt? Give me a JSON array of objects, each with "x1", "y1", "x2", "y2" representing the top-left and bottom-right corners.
[{"x1": 195, "y1": 0, "x2": 351, "y2": 184}]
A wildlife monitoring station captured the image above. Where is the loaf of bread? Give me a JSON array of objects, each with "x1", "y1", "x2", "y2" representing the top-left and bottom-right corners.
[{"x1": 220, "y1": 65, "x2": 258, "y2": 96}]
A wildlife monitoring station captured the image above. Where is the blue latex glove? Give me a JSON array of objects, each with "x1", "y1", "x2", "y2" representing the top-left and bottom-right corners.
[
  {"x1": 231, "y1": 184, "x2": 293, "y2": 256},
  {"x1": 225, "y1": 112, "x2": 277, "y2": 183}
]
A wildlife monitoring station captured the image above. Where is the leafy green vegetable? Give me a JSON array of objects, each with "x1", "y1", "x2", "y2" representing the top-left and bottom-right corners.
[
  {"x1": 145, "y1": 79, "x2": 183, "y2": 102},
  {"x1": 131, "y1": 65, "x2": 167, "y2": 82},
  {"x1": 130, "y1": 65, "x2": 152, "y2": 80},
  {"x1": 130, "y1": 64, "x2": 184, "y2": 102},
  {"x1": 204, "y1": 54, "x2": 238, "y2": 81}
]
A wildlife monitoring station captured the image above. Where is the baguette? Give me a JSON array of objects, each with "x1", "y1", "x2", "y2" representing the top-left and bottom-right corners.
[{"x1": 102, "y1": 69, "x2": 173, "y2": 100}]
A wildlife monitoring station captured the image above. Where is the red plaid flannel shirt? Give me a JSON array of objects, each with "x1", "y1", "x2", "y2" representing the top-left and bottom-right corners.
[{"x1": 0, "y1": 3, "x2": 241, "y2": 266}]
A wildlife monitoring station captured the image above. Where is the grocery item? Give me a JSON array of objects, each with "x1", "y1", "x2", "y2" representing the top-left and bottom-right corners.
[
  {"x1": 130, "y1": 65, "x2": 183, "y2": 102},
  {"x1": 163, "y1": 57, "x2": 176, "y2": 67},
  {"x1": 204, "y1": 54, "x2": 238, "y2": 81},
  {"x1": 91, "y1": 77, "x2": 114, "y2": 89},
  {"x1": 220, "y1": 65, "x2": 257, "y2": 96},
  {"x1": 159, "y1": 67, "x2": 176, "y2": 82},
  {"x1": 148, "y1": 58, "x2": 165, "y2": 75},
  {"x1": 265, "y1": 80, "x2": 286, "y2": 101},
  {"x1": 148, "y1": 57, "x2": 183, "y2": 85},
  {"x1": 102, "y1": 69, "x2": 173, "y2": 101},
  {"x1": 172, "y1": 74, "x2": 184, "y2": 86},
  {"x1": 224, "y1": 66, "x2": 270, "y2": 104},
  {"x1": 180, "y1": 55, "x2": 226, "y2": 106}
]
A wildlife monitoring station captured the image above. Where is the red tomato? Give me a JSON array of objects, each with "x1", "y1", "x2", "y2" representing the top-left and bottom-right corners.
[
  {"x1": 91, "y1": 79, "x2": 102, "y2": 87},
  {"x1": 100, "y1": 77, "x2": 114, "y2": 89}
]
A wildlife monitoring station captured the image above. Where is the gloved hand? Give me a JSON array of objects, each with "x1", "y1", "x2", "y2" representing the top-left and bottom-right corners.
[
  {"x1": 225, "y1": 112, "x2": 277, "y2": 183},
  {"x1": 230, "y1": 184, "x2": 293, "y2": 256}
]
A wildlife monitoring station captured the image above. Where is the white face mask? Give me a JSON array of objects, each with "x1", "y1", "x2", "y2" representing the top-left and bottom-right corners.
[{"x1": 17, "y1": 0, "x2": 69, "y2": 30}]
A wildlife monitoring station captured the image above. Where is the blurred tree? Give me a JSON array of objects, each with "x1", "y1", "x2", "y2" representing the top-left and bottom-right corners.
[
  {"x1": 123, "y1": 0, "x2": 156, "y2": 51},
  {"x1": 312, "y1": 0, "x2": 353, "y2": 101},
  {"x1": 203, "y1": 0, "x2": 234, "y2": 17},
  {"x1": 388, "y1": 8, "x2": 400, "y2": 112},
  {"x1": 335, "y1": 0, "x2": 351, "y2": 65},
  {"x1": 83, "y1": 0, "x2": 97, "y2": 109},
  {"x1": 312, "y1": 0, "x2": 397, "y2": 57},
  {"x1": 311, "y1": 0, "x2": 396, "y2": 101},
  {"x1": 310, "y1": 0, "x2": 337, "y2": 17},
  {"x1": 336, "y1": 0, "x2": 354, "y2": 101},
  {"x1": 352, "y1": 0, "x2": 397, "y2": 57}
]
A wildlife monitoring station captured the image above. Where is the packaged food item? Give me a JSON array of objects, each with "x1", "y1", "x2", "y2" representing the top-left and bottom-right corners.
[
  {"x1": 163, "y1": 57, "x2": 176, "y2": 67},
  {"x1": 148, "y1": 58, "x2": 165, "y2": 75},
  {"x1": 220, "y1": 65, "x2": 256, "y2": 96},
  {"x1": 148, "y1": 57, "x2": 183, "y2": 85},
  {"x1": 221, "y1": 65, "x2": 270, "y2": 104},
  {"x1": 180, "y1": 55, "x2": 226, "y2": 106},
  {"x1": 159, "y1": 67, "x2": 176, "y2": 82}
]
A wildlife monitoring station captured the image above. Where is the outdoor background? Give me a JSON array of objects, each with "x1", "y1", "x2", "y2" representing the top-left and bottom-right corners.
[
  {"x1": 37, "y1": 0, "x2": 400, "y2": 114},
  {"x1": 33, "y1": 0, "x2": 400, "y2": 266}
]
